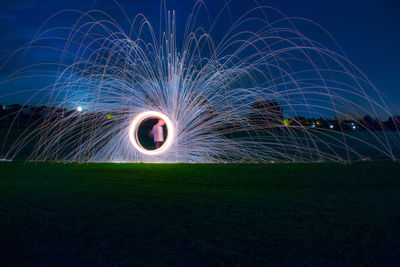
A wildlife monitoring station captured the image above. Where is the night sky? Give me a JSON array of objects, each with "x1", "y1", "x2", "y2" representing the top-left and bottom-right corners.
[{"x1": 1, "y1": 0, "x2": 399, "y2": 115}]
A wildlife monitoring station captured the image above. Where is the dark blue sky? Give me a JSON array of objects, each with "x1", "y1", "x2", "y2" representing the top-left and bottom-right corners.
[{"x1": 0, "y1": 0, "x2": 399, "y2": 114}]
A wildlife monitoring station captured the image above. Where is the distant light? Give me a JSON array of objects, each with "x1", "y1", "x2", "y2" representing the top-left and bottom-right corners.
[
  {"x1": 352, "y1": 125, "x2": 356, "y2": 130},
  {"x1": 76, "y1": 106, "x2": 83, "y2": 112},
  {"x1": 311, "y1": 124, "x2": 315, "y2": 128},
  {"x1": 283, "y1": 119, "x2": 290, "y2": 126},
  {"x1": 329, "y1": 125, "x2": 334, "y2": 129}
]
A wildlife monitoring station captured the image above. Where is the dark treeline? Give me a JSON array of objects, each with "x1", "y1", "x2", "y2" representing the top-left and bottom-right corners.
[
  {"x1": 1, "y1": 102, "x2": 400, "y2": 131},
  {"x1": 0, "y1": 104, "x2": 73, "y2": 129},
  {"x1": 247, "y1": 100, "x2": 400, "y2": 131}
]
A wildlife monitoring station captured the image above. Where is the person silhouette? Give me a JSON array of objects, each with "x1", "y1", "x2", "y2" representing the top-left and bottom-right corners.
[{"x1": 150, "y1": 119, "x2": 165, "y2": 149}]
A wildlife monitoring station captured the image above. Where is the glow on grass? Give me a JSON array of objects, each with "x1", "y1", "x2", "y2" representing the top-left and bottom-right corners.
[{"x1": 128, "y1": 111, "x2": 174, "y2": 156}]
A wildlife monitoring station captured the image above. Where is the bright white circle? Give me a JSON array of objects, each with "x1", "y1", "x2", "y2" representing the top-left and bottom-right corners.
[{"x1": 129, "y1": 111, "x2": 174, "y2": 156}]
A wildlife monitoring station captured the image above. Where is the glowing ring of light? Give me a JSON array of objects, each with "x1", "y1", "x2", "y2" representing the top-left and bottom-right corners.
[{"x1": 129, "y1": 111, "x2": 174, "y2": 156}]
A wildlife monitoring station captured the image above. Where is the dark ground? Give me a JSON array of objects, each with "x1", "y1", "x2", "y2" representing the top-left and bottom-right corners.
[{"x1": 0, "y1": 161, "x2": 399, "y2": 266}]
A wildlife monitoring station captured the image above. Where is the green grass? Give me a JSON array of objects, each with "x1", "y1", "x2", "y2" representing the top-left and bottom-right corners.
[{"x1": 0, "y1": 161, "x2": 399, "y2": 265}]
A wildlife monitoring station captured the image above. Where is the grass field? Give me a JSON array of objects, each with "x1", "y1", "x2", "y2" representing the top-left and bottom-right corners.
[{"x1": 0, "y1": 161, "x2": 399, "y2": 265}]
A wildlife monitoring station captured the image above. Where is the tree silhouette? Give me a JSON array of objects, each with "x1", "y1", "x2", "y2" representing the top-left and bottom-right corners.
[{"x1": 248, "y1": 100, "x2": 283, "y2": 127}]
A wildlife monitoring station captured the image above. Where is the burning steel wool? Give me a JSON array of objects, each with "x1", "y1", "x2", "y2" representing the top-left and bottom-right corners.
[{"x1": 1, "y1": 1, "x2": 399, "y2": 162}]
